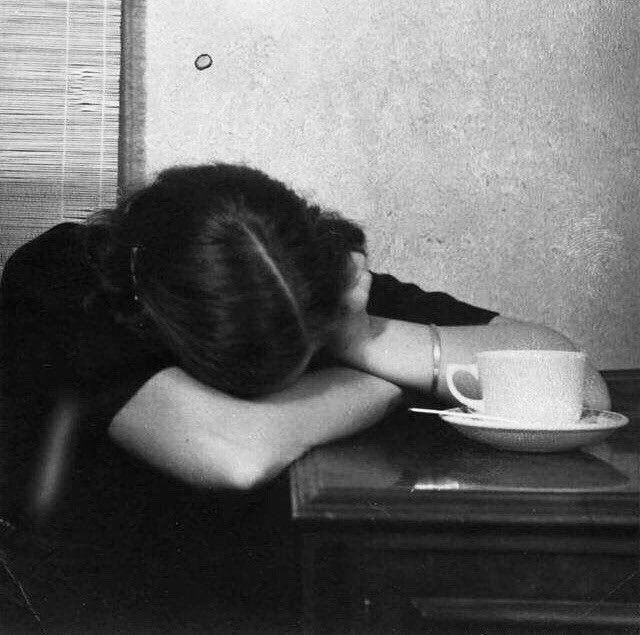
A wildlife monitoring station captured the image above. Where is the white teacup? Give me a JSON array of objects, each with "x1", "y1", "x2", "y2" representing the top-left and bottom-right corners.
[{"x1": 445, "y1": 350, "x2": 586, "y2": 428}]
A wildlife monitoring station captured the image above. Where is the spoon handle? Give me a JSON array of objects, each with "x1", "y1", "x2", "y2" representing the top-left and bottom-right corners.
[{"x1": 409, "y1": 407, "x2": 519, "y2": 425}]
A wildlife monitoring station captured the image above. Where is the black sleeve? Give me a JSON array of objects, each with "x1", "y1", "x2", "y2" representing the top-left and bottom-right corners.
[
  {"x1": 0, "y1": 225, "x2": 167, "y2": 432},
  {"x1": 0, "y1": 227, "x2": 171, "y2": 527},
  {"x1": 0, "y1": 241, "x2": 69, "y2": 416},
  {"x1": 367, "y1": 272, "x2": 498, "y2": 326}
]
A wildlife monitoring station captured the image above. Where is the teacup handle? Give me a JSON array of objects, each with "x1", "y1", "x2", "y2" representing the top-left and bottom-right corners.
[{"x1": 445, "y1": 363, "x2": 484, "y2": 411}]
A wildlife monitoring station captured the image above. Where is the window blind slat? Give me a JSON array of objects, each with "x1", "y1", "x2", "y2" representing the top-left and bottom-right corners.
[{"x1": 0, "y1": 0, "x2": 121, "y2": 267}]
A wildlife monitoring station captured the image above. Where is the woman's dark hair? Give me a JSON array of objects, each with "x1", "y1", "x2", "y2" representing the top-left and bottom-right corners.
[{"x1": 85, "y1": 163, "x2": 365, "y2": 396}]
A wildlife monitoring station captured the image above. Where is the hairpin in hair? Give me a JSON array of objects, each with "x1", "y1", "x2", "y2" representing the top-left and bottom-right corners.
[{"x1": 130, "y1": 245, "x2": 142, "y2": 302}]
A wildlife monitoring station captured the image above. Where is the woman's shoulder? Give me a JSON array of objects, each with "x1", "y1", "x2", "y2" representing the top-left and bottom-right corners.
[
  {"x1": 9, "y1": 220, "x2": 83, "y2": 258},
  {"x1": 1, "y1": 223, "x2": 98, "y2": 329},
  {"x1": 3, "y1": 222, "x2": 87, "y2": 284}
]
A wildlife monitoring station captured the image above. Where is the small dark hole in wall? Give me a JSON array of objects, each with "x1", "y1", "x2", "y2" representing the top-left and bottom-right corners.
[{"x1": 195, "y1": 54, "x2": 212, "y2": 70}]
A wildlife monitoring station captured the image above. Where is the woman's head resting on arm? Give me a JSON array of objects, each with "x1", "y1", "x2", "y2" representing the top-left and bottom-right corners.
[{"x1": 88, "y1": 163, "x2": 366, "y2": 396}]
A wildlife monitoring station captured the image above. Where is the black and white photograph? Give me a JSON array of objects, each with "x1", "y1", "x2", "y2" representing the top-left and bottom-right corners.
[{"x1": 0, "y1": 1, "x2": 639, "y2": 633}]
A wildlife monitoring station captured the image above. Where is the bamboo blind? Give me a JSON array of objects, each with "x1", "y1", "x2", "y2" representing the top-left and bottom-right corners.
[{"x1": 0, "y1": 0, "x2": 121, "y2": 268}]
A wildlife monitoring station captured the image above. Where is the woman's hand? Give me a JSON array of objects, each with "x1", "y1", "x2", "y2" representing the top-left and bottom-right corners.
[
  {"x1": 326, "y1": 252, "x2": 379, "y2": 364},
  {"x1": 326, "y1": 253, "x2": 438, "y2": 389}
]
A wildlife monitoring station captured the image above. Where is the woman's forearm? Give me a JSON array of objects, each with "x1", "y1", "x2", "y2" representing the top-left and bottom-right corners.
[
  {"x1": 108, "y1": 319, "x2": 611, "y2": 492},
  {"x1": 109, "y1": 366, "x2": 402, "y2": 490},
  {"x1": 335, "y1": 316, "x2": 611, "y2": 409}
]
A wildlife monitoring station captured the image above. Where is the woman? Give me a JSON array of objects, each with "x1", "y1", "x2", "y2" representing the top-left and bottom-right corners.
[
  {"x1": 2, "y1": 161, "x2": 610, "y2": 501},
  {"x1": 0, "y1": 163, "x2": 610, "y2": 630}
]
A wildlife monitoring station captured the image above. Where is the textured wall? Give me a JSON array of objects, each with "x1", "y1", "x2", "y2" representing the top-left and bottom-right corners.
[{"x1": 143, "y1": 0, "x2": 640, "y2": 369}]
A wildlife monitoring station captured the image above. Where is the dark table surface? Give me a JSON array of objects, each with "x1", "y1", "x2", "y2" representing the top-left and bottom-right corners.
[{"x1": 291, "y1": 370, "x2": 640, "y2": 529}]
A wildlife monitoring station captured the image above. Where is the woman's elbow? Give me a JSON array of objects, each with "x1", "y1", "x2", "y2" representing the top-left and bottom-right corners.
[
  {"x1": 215, "y1": 448, "x2": 292, "y2": 491},
  {"x1": 158, "y1": 453, "x2": 282, "y2": 492},
  {"x1": 492, "y1": 317, "x2": 579, "y2": 351},
  {"x1": 533, "y1": 325, "x2": 578, "y2": 351},
  {"x1": 110, "y1": 421, "x2": 282, "y2": 492},
  {"x1": 225, "y1": 467, "x2": 272, "y2": 491},
  {"x1": 224, "y1": 465, "x2": 286, "y2": 491}
]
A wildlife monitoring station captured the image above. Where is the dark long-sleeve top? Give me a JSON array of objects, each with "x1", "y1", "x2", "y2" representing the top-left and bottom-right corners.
[{"x1": 0, "y1": 222, "x2": 496, "y2": 541}]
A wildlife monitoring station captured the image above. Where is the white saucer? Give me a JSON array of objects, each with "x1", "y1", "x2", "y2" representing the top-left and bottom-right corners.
[{"x1": 436, "y1": 408, "x2": 629, "y2": 453}]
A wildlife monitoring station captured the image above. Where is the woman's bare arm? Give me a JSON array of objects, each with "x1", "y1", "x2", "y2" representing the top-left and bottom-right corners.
[
  {"x1": 109, "y1": 366, "x2": 401, "y2": 490},
  {"x1": 329, "y1": 257, "x2": 610, "y2": 411},
  {"x1": 108, "y1": 317, "x2": 609, "y2": 493},
  {"x1": 332, "y1": 313, "x2": 611, "y2": 410},
  {"x1": 109, "y1": 252, "x2": 610, "y2": 493}
]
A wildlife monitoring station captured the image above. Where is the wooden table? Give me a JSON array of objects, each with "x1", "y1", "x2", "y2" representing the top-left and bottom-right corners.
[{"x1": 290, "y1": 371, "x2": 640, "y2": 634}]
